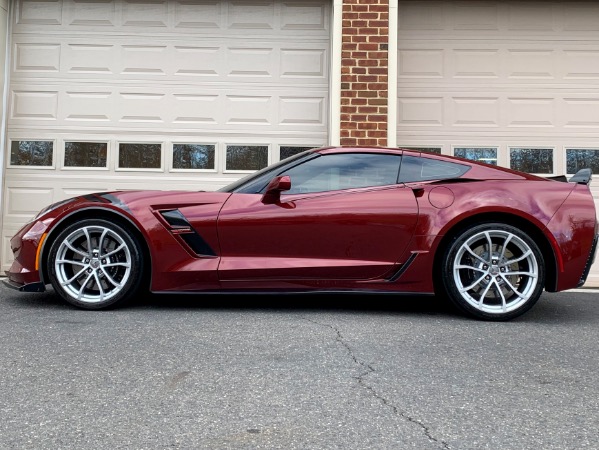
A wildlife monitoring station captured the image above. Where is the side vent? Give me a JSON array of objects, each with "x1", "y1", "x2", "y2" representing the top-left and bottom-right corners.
[{"x1": 159, "y1": 209, "x2": 217, "y2": 257}]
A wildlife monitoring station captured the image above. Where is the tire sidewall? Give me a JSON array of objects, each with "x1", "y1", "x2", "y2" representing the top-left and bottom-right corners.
[
  {"x1": 442, "y1": 222, "x2": 545, "y2": 321},
  {"x1": 48, "y1": 218, "x2": 143, "y2": 310}
]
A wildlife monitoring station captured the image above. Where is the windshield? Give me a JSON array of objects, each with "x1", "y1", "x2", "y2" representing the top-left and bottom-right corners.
[{"x1": 218, "y1": 149, "x2": 319, "y2": 194}]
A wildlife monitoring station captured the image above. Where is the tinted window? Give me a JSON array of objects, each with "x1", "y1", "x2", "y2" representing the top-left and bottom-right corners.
[
  {"x1": 173, "y1": 144, "x2": 215, "y2": 170},
  {"x1": 226, "y1": 145, "x2": 268, "y2": 171},
  {"x1": 567, "y1": 148, "x2": 599, "y2": 174},
  {"x1": 282, "y1": 153, "x2": 401, "y2": 194},
  {"x1": 220, "y1": 150, "x2": 316, "y2": 193},
  {"x1": 65, "y1": 142, "x2": 107, "y2": 168},
  {"x1": 454, "y1": 147, "x2": 497, "y2": 165},
  {"x1": 119, "y1": 143, "x2": 161, "y2": 169},
  {"x1": 510, "y1": 148, "x2": 553, "y2": 174},
  {"x1": 10, "y1": 140, "x2": 53, "y2": 166},
  {"x1": 399, "y1": 156, "x2": 469, "y2": 183}
]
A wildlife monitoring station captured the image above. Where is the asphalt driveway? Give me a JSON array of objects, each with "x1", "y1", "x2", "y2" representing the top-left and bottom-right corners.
[{"x1": 0, "y1": 284, "x2": 598, "y2": 449}]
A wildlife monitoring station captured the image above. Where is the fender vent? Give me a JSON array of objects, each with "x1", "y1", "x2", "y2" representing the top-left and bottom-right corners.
[{"x1": 159, "y1": 209, "x2": 217, "y2": 257}]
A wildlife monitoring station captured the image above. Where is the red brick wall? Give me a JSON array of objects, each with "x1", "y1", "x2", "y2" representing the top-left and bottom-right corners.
[{"x1": 340, "y1": 0, "x2": 389, "y2": 147}]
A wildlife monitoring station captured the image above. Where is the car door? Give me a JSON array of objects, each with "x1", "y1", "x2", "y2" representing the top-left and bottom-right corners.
[{"x1": 216, "y1": 152, "x2": 419, "y2": 282}]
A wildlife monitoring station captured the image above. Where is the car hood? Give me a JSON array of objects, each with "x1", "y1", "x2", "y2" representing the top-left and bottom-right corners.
[{"x1": 85, "y1": 190, "x2": 233, "y2": 214}]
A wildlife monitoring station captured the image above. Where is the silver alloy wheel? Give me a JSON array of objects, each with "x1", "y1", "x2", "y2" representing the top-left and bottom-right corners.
[
  {"x1": 54, "y1": 225, "x2": 132, "y2": 304},
  {"x1": 452, "y1": 229, "x2": 539, "y2": 314}
]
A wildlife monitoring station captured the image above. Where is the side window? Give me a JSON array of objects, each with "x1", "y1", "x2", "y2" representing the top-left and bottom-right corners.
[
  {"x1": 281, "y1": 153, "x2": 401, "y2": 194},
  {"x1": 399, "y1": 156, "x2": 469, "y2": 183}
]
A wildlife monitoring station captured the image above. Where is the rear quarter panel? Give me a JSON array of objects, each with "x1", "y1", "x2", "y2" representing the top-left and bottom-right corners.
[{"x1": 395, "y1": 179, "x2": 577, "y2": 292}]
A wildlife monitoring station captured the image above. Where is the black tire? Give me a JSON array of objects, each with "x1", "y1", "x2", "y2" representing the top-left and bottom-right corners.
[
  {"x1": 47, "y1": 218, "x2": 144, "y2": 310},
  {"x1": 441, "y1": 223, "x2": 545, "y2": 321}
]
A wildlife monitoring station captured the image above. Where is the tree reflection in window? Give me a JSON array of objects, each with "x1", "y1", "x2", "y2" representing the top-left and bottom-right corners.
[
  {"x1": 226, "y1": 145, "x2": 268, "y2": 171},
  {"x1": 510, "y1": 148, "x2": 553, "y2": 174},
  {"x1": 173, "y1": 144, "x2": 215, "y2": 170},
  {"x1": 10, "y1": 141, "x2": 53, "y2": 166},
  {"x1": 65, "y1": 142, "x2": 107, "y2": 168},
  {"x1": 119, "y1": 143, "x2": 161, "y2": 169},
  {"x1": 566, "y1": 149, "x2": 599, "y2": 175},
  {"x1": 454, "y1": 147, "x2": 497, "y2": 165},
  {"x1": 280, "y1": 146, "x2": 315, "y2": 161}
]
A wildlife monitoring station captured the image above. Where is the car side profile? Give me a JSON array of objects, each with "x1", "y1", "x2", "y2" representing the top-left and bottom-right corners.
[{"x1": 4, "y1": 146, "x2": 598, "y2": 320}]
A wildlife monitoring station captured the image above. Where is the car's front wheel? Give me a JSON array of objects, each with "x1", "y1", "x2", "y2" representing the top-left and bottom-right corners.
[
  {"x1": 442, "y1": 223, "x2": 545, "y2": 321},
  {"x1": 48, "y1": 219, "x2": 144, "y2": 310}
]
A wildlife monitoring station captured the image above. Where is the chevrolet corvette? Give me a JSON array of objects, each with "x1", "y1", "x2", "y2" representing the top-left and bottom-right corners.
[{"x1": 4, "y1": 146, "x2": 598, "y2": 320}]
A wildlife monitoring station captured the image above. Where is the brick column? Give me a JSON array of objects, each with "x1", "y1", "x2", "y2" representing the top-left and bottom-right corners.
[{"x1": 340, "y1": 0, "x2": 389, "y2": 147}]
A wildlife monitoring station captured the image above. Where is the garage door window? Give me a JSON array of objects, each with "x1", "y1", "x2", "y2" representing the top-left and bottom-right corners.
[
  {"x1": 280, "y1": 146, "x2": 317, "y2": 161},
  {"x1": 64, "y1": 142, "x2": 107, "y2": 168},
  {"x1": 172, "y1": 144, "x2": 215, "y2": 171},
  {"x1": 454, "y1": 147, "x2": 497, "y2": 165},
  {"x1": 226, "y1": 145, "x2": 269, "y2": 172},
  {"x1": 10, "y1": 140, "x2": 53, "y2": 167},
  {"x1": 566, "y1": 149, "x2": 599, "y2": 175},
  {"x1": 118, "y1": 143, "x2": 162, "y2": 170},
  {"x1": 510, "y1": 148, "x2": 553, "y2": 174},
  {"x1": 400, "y1": 147, "x2": 442, "y2": 154}
]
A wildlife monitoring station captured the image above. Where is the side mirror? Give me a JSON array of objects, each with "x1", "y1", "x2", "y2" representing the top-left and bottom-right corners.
[{"x1": 262, "y1": 175, "x2": 291, "y2": 204}]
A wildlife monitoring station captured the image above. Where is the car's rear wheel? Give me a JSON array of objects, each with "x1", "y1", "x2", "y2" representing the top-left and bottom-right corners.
[
  {"x1": 442, "y1": 223, "x2": 545, "y2": 321},
  {"x1": 48, "y1": 219, "x2": 143, "y2": 310}
]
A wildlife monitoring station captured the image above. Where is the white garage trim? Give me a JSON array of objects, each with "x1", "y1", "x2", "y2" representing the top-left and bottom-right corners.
[
  {"x1": 329, "y1": 0, "x2": 342, "y2": 146},
  {"x1": 387, "y1": 0, "x2": 398, "y2": 148}
]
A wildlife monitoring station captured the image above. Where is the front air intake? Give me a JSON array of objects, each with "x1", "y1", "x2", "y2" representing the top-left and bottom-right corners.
[{"x1": 159, "y1": 209, "x2": 217, "y2": 257}]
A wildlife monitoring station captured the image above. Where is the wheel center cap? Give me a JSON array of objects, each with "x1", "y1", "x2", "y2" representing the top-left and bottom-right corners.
[
  {"x1": 490, "y1": 266, "x2": 500, "y2": 276},
  {"x1": 90, "y1": 259, "x2": 100, "y2": 269}
]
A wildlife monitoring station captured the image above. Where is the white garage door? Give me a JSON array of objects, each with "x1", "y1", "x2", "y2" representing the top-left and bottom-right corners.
[
  {"x1": 397, "y1": 0, "x2": 599, "y2": 287},
  {"x1": 1, "y1": 0, "x2": 330, "y2": 270}
]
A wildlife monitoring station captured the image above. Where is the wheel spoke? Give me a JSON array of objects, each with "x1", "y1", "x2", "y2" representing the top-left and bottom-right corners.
[
  {"x1": 484, "y1": 231, "x2": 493, "y2": 257},
  {"x1": 503, "y1": 271, "x2": 537, "y2": 278},
  {"x1": 57, "y1": 259, "x2": 86, "y2": 266},
  {"x1": 93, "y1": 272, "x2": 105, "y2": 302},
  {"x1": 494, "y1": 279, "x2": 507, "y2": 312},
  {"x1": 61, "y1": 267, "x2": 87, "y2": 286},
  {"x1": 499, "y1": 233, "x2": 513, "y2": 260},
  {"x1": 504, "y1": 250, "x2": 532, "y2": 265},
  {"x1": 83, "y1": 228, "x2": 93, "y2": 255},
  {"x1": 103, "y1": 262, "x2": 131, "y2": 268},
  {"x1": 98, "y1": 229, "x2": 109, "y2": 256},
  {"x1": 500, "y1": 275, "x2": 527, "y2": 299},
  {"x1": 77, "y1": 272, "x2": 94, "y2": 300},
  {"x1": 102, "y1": 244, "x2": 125, "y2": 258},
  {"x1": 478, "y1": 280, "x2": 493, "y2": 305},
  {"x1": 459, "y1": 273, "x2": 487, "y2": 293},
  {"x1": 464, "y1": 245, "x2": 489, "y2": 265},
  {"x1": 100, "y1": 267, "x2": 121, "y2": 288},
  {"x1": 456, "y1": 264, "x2": 486, "y2": 273},
  {"x1": 65, "y1": 241, "x2": 89, "y2": 258}
]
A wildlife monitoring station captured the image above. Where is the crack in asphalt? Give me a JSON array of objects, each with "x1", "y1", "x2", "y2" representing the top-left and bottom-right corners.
[{"x1": 304, "y1": 317, "x2": 450, "y2": 450}]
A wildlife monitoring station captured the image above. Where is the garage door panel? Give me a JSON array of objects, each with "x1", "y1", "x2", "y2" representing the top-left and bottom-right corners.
[
  {"x1": 12, "y1": 36, "x2": 328, "y2": 84},
  {"x1": 14, "y1": 0, "x2": 330, "y2": 36},
  {"x1": 11, "y1": 90, "x2": 58, "y2": 121},
  {"x1": 5, "y1": 187, "x2": 54, "y2": 216},
  {"x1": 8, "y1": 84, "x2": 328, "y2": 133},
  {"x1": 399, "y1": 43, "x2": 599, "y2": 87},
  {"x1": 14, "y1": 42, "x2": 61, "y2": 73},
  {"x1": 398, "y1": 91, "x2": 599, "y2": 134}
]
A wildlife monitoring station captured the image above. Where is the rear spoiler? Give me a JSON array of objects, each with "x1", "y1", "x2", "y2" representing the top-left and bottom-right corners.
[{"x1": 548, "y1": 168, "x2": 592, "y2": 185}]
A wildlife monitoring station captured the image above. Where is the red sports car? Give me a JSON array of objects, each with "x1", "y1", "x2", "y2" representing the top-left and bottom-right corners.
[{"x1": 4, "y1": 147, "x2": 598, "y2": 320}]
